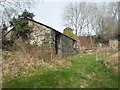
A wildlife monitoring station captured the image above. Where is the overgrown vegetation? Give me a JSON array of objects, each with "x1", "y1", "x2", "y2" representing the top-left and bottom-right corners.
[
  {"x1": 2, "y1": 40, "x2": 71, "y2": 78},
  {"x1": 63, "y1": 27, "x2": 78, "y2": 40},
  {"x1": 95, "y1": 35, "x2": 109, "y2": 45},
  {"x1": 3, "y1": 54, "x2": 119, "y2": 88},
  {"x1": 9, "y1": 9, "x2": 34, "y2": 39},
  {"x1": 2, "y1": 10, "x2": 34, "y2": 50}
]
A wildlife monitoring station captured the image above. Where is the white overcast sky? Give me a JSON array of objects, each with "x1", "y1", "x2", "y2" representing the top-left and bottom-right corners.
[
  {"x1": 28, "y1": 0, "x2": 119, "y2": 33},
  {"x1": 1, "y1": 0, "x2": 118, "y2": 33},
  {"x1": 29, "y1": 2, "x2": 68, "y2": 33}
]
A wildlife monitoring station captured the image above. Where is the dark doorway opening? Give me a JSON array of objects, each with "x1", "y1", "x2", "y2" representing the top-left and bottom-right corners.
[{"x1": 55, "y1": 33, "x2": 61, "y2": 54}]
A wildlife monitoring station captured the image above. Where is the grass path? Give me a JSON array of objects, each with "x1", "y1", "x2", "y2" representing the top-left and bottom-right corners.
[{"x1": 3, "y1": 54, "x2": 119, "y2": 88}]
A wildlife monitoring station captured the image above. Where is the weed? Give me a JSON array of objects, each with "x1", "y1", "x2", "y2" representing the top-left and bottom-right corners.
[
  {"x1": 3, "y1": 55, "x2": 10, "y2": 59},
  {"x1": 3, "y1": 54, "x2": 119, "y2": 88}
]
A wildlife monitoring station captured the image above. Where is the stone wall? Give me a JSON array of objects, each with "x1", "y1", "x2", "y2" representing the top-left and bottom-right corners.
[
  {"x1": 60, "y1": 35, "x2": 77, "y2": 56},
  {"x1": 50, "y1": 30, "x2": 61, "y2": 55},
  {"x1": 28, "y1": 20, "x2": 78, "y2": 56},
  {"x1": 50, "y1": 30, "x2": 78, "y2": 56},
  {"x1": 28, "y1": 20, "x2": 52, "y2": 47}
]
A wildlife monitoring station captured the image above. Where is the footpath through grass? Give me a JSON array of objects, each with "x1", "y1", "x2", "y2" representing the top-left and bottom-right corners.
[{"x1": 3, "y1": 54, "x2": 119, "y2": 88}]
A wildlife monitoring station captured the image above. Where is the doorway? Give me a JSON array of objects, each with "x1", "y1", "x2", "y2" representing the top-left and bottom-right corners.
[{"x1": 55, "y1": 32, "x2": 61, "y2": 55}]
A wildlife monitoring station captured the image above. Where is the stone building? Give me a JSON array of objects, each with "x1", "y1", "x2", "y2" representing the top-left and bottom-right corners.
[{"x1": 27, "y1": 19, "x2": 78, "y2": 56}]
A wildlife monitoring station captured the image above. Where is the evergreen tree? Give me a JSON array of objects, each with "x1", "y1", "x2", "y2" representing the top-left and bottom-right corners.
[{"x1": 9, "y1": 10, "x2": 35, "y2": 39}]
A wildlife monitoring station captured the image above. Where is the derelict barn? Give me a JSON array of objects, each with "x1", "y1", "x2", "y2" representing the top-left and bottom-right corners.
[{"x1": 27, "y1": 19, "x2": 78, "y2": 56}]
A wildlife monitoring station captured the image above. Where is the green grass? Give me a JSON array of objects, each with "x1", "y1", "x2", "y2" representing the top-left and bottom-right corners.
[
  {"x1": 3, "y1": 55, "x2": 11, "y2": 59},
  {"x1": 3, "y1": 54, "x2": 119, "y2": 88}
]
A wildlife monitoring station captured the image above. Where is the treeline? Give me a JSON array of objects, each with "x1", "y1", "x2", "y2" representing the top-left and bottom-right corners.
[{"x1": 62, "y1": 2, "x2": 119, "y2": 41}]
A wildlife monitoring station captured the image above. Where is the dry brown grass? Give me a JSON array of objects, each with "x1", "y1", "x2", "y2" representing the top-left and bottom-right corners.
[
  {"x1": 104, "y1": 52, "x2": 119, "y2": 73},
  {"x1": 2, "y1": 41, "x2": 71, "y2": 79}
]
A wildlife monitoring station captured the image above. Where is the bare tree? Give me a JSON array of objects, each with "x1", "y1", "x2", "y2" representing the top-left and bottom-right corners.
[
  {"x1": 63, "y1": 2, "x2": 119, "y2": 59},
  {"x1": 63, "y1": 2, "x2": 90, "y2": 35},
  {"x1": 0, "y1": 0, "x2": 37, "y2": 39},
  {"x1": 89, "y1": 2, "x2": 118, "y2": 61},
  {"x1": 0, "y1": 0, "x2": 35, "y2": 29},
  {"x1": 93, "y1": 2, "x2": 118, "y2": 40}
]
